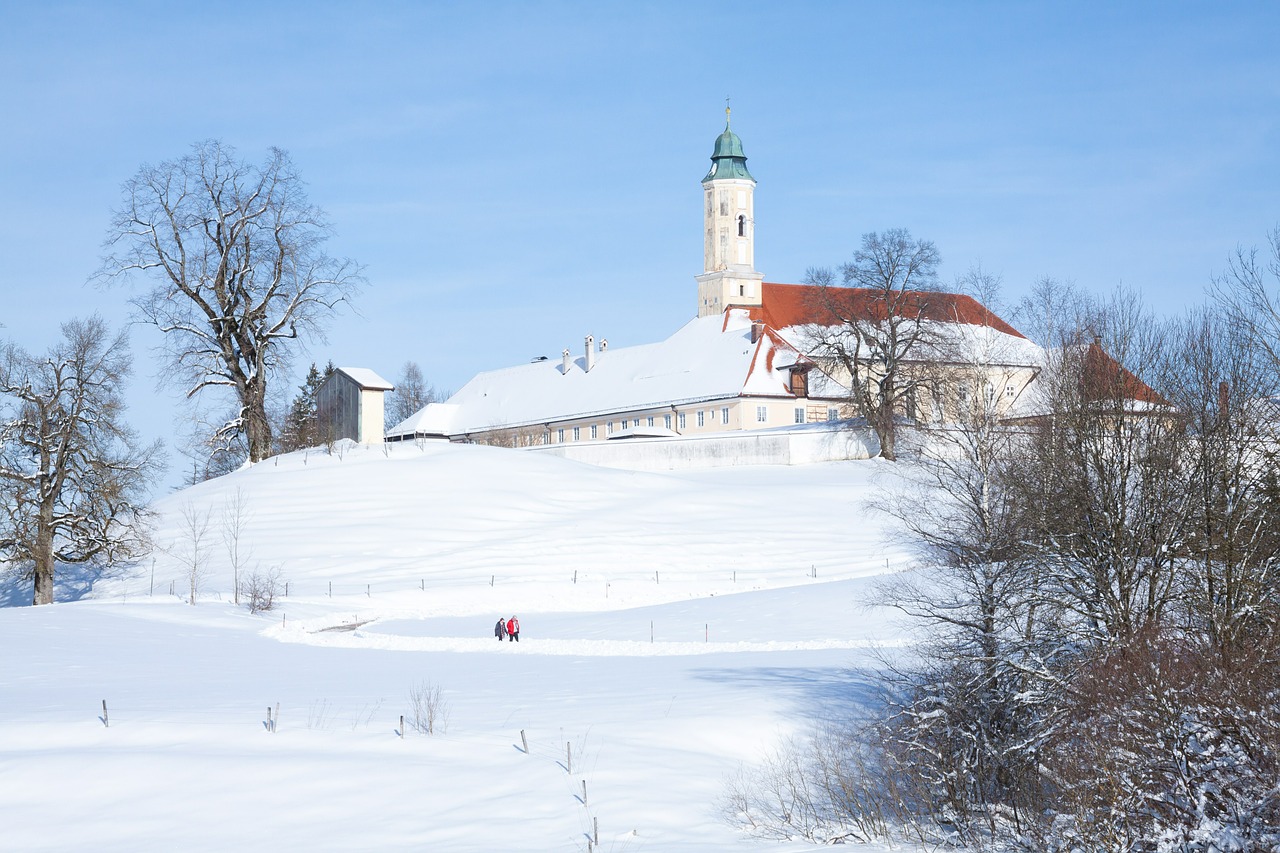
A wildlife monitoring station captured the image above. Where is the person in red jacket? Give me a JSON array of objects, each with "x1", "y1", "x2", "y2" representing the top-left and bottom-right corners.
[{"x1": 506, "y1": 616, "x2": 520, "y2": 642}]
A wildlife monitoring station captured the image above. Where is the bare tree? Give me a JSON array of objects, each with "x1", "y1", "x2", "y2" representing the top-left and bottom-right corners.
[
  {"x1": 386, "y1": 360, "x2": 438, "y2": 426},
  {"x1": 170, "y1": 502, "x2": 213, "y2": 605},
  {"x1": 1164, "y1": 308, "x2": 1280, "y2": 655},
  {"x1": 802, "y1": 229, "x2": 944, "y2": 460},
  {"x1": 97, "y1": 140, "x2": 364, "y2": 463},
  {"x1": 1213, "y1": 226, "x2": 1280, "y2": 378},
  {"x1": 0, "y1": 317, "x2": 161, "y2": 605},
  {"x1": 221, "y1": 487, "x2": 253, "y2": 606}
]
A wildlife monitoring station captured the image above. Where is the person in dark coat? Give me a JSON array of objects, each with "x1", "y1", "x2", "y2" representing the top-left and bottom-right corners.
[
  {"x1": 494, "y1": 618, "x2": 507, "y2": 641},
  {"x1": 506, "y1": 616, "x2": 520, "y2": 642}
]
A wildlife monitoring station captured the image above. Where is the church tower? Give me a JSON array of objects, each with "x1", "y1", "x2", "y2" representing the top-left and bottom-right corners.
[{"x1": 696, "y1": 108, "x2": 764, "y2": 318}]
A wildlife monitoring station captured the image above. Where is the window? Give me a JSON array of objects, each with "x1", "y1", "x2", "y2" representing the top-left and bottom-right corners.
[
  {"x1": 719, "y1": 193, "x2": 728, "y2": 216},
  {"x1": 721, "y1": 407, "x2": 730, "y2": 425},
  {"x1": 697, "y1": 411, "x2": 705, "y2": 427},
  {"x1": 757, "y1": 406, "x2": 767, "y2": 423},
  {"x1": 794, "y1": 408, "x2": 806, "y2": 424},
  {"x1": 557, "y1": 428, "x2": 565, "y2": 443},
  {"x1": 572, "y1": 426, "x2": 580, "y2": 441},
  {"x1": 590, "y1": 425, "x2": 598, "y2": 439},
  {"x1": 633, "y1": 418, "x2": 641, "y2": 427},
  {"x1": 607, "y1": 421, "x2": 614, "y2": 434},
  {"x1": 827, "y1": 407, "x2": 839, "y2": 421},
  {"x1": 543, "y1": 431, "x2": 551, "y2": 445},
  {"x1": 1005, "y1": 383, "x2": 1016, "y2": 398},
  {"x1": 678, "y1": 412, "x2": 687, "y2": 429},
  {"x1": 647, "y1": 416, "x2": 655, "y2": 427},
  {"x1": 789, "y1": 369, "x2": 808, "y2": 398},
  {"x1": 737, "y1": 214, "x2": 745, "y2": 237},
  {"x1": 664, "y1": 413, "x2": 672, "y2": 429}
]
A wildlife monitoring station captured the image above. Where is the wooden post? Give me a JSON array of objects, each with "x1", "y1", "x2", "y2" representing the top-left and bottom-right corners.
[
  {"x1": 650, "y1": 621, "x2": 653, "y2": 643},
  {"x1": 267, "y1": 706, "x2": 272, "y2": 732},
  {"x1": 705, "y1": 623, "x2": 708, "y2": 643},
  {"x1": 328, "y1": 581, "x2": 332, "y2": 597},
  {"x1": 573, "y1": 570, "x2": 577, "y2": 584},
  {"x1": 520, "y1": 729, "x2": 529, "y2": 754},
  {"x1": 582, "y1": 779, "x2": 588, "y2": 804},
  {"x1": 366, "y1": 584, "x2": 370, "y2": 597},
  {"x1": 566, "y1": 741, "x2": 572, "y2": 774},
  {"x1": 421, "y1": 579, "x2": 424, "y2": 590},
  {"x1": 655, "y1": 570, "x2": 659, "y2": 584},
  {"x1": 102, "y1": 699, "x2": 109, "y2": 728},
  {"x1": 490, "y1": 575, "x2": 494, "y2": 587},
  {"x1": 400, "y1": 715, "x2": 405, "y2": 739},
  {"x1": 733, "y1": 570, "x2": 736, "y2": 583},
  {"x1": 593, "y1": 817, "x2": 599, "y2": 845},
  {"x1": 284, "y1": 581, "x2": 289, "y2": 597}
]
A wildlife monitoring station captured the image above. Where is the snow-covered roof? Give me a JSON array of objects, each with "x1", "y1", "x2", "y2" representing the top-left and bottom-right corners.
[
  {"x1": 335, "y1": 367, "x2": 394, "y2": 391},
  {"x1": 388, "y1": 310, "x2": 845, "y2": 438}
]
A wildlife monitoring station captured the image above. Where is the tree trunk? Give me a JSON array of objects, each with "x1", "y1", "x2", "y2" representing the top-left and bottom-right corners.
[
  {"x1": 244, "y1": 380, "x2": 272, "y2": 463},
  {"x1": 876, "y1": 400, "x2": 897, "y2": 461},
  {"x1": 33, "y1": 503, "x2": 54, "y2": 606}
]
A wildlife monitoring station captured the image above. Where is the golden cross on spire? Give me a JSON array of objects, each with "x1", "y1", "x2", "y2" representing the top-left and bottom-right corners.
[{"x1": 725, "y1": 96, "x2": 731, "y2": 126}]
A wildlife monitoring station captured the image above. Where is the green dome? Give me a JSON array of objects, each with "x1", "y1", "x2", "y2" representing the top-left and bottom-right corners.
[{"x1": 702, "y1": 123, "x2": 754, "y2": 183}]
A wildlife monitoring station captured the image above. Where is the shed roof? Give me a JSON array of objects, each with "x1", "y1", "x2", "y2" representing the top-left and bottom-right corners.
[{"x1": 334, "y1": 367, "x2": 394, "y2": 391}]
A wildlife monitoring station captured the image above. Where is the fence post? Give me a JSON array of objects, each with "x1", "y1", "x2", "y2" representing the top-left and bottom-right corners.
[
  {"x1": 101, "y1": 700, "x2": 109, "y2": 728},
  {"x1": 521, "y1": 729, "x2": 529, "y2": 754},
  {"x1": 566, "y1": 741, "x2": 572, "y2": 774},
  {"x1": 400, "y1": 715, "x2": 405, "y2": 739}
]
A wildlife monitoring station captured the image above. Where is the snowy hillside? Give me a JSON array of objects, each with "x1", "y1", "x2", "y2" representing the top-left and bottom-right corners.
[{"x1": 0, "y1": 441, "x2": 917, "y2": 852}]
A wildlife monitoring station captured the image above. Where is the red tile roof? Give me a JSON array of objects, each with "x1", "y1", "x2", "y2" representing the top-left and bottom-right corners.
[
  {"x1": 1082, "y1": 341, "x2": 1167, "y2": 405},
  {"x1": 746, "y1": 282, "x2": 1027, "y2": 339}
]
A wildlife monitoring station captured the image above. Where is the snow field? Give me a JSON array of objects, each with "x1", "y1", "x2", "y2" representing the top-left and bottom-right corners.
[{"x1": 0, "y1": 441, "x2": 915, "y2": 851}]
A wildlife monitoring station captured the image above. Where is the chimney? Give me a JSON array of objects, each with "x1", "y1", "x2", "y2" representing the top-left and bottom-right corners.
[
  {"x1": 750, "y1": 322, "x2": 765, "y2": 344},
  {"x1": 585, "y1": 335, "x2": 595, "y2": 372},
  {"x1": 561, "y1": 348, "x2": 571, "y2": 374},
  {"x1": 600, "y1": 339, "x2": 608, "y2": 353}
]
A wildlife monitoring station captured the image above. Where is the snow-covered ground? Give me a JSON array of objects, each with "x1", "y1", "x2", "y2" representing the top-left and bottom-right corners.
[{"x1": 0, "y1": 441, "x2": 917, "y2": 852}]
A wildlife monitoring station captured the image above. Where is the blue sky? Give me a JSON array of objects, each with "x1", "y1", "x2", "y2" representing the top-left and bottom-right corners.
[{"x1": 2, "y1": 1, "x2": 1279, "y2": 486}]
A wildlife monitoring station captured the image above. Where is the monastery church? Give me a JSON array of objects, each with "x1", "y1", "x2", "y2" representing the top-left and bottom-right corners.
[{"x1": 381, "y1": 113, "x2": 1044, "y2": 465}]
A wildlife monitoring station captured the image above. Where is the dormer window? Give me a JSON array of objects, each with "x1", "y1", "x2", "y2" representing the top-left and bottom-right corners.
[{"x1": 790, "y1": 368, "x2": 809, "y2": 398}]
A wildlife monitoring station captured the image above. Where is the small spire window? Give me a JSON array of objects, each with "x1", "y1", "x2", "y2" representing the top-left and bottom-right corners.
[{"x1": 737, "y1": 215, "x2": 745, "y2": 237}]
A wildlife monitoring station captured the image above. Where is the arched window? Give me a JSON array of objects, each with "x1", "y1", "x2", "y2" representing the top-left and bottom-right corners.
[{"x1": 737, "y1": 214, "x2": 745, "y2": 237}]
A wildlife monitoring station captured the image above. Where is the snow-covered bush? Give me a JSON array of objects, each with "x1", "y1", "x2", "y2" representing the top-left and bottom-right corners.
[{"x1": 1038, "y1": 629, "x2": 1280, "y2": 853}]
